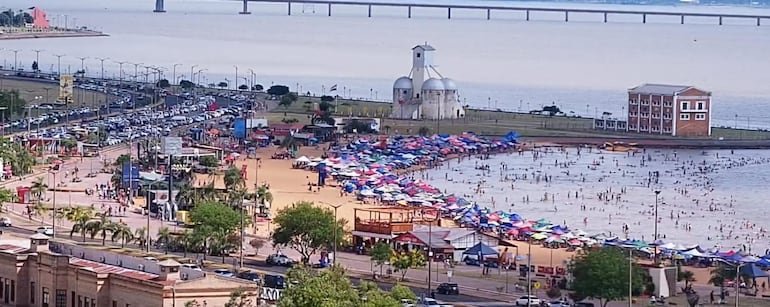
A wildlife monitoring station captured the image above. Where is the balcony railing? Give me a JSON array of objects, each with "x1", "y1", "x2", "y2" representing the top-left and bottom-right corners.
[{"x1": 355, "y1": 221, "x2": 414, "y2": 235}]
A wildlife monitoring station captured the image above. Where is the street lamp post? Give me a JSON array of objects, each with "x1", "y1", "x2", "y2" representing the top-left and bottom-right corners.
[
  {"x1": 234, "y1": 65, "x2": 239, "y2": 91},
  {"x1": 423, "y1": 209, "x2": 439, "y2": 297},
  {"x1": 190, "y1": 65, "x2": 198, "y2": 86},
  {"x1": 320, "y1": 201, "x2": 342, "y2": 266},
  {"x1": 96, "y1": 57, "x2": 109, "y2": 79},
  {"x1": 653, "y1": 190, "x2": 661, "y2": 265},
  {"x1": 32, "y1": 49, "x2": 44, "y2": 72},
  {"x1": 11, "y1": 49, "x2": 20, "y2": 71},
  {"x1": 53, "y1": 54, "x2": 65, "y2": 75},
  {"x1": 77, "y1": 57, "x2": 88, "y2": 75},
  {"x1": 527, "y1": 237, "x2": 533, "y2": 304},
  {"x1": 146, "y1": 180, "x2": 164, "y2": 252},
  {"x1": 248, "y1": 69, "x2": 255, "y2": 90},
  {"x1": 132, "y1": 63, "x2": 142, "y2": 83},
  {"x1": 171, "y1": 64, "x2": 182, "y2": 92},
  {"x1": 735, "y1": 263, "x2": 743, "y2": 307},
  {"x1": 629, "y1": 249, "x2": 633, "y2": 307},
  {"x1": 49, "y1": 169, "x2": 58, "y2": 239}
]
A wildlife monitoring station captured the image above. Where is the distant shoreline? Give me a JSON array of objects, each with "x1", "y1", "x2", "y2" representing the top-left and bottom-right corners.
[{"x1": 0, "y1": 30, "x2": 108, "y2": 41}]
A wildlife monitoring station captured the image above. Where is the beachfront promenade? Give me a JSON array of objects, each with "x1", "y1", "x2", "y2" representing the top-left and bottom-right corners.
[{"x1": 152, "y1": 0, "x2": 770, "y2": 26}]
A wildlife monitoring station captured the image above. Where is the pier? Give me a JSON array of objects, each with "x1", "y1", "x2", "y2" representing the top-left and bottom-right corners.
[{"x1": 153, "y1": 0, "x2": 770, "y2": 26}]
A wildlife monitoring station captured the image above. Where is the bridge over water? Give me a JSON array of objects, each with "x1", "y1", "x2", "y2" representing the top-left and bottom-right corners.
[{"x1": 153, "y1": 0, "x2": 770, "y2": 26}]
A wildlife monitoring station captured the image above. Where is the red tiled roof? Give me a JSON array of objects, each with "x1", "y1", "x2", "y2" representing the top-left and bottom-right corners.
[
  {"x1": 69, "y1": 258, "x2": 158, "y2": 280},
  {"x1": 0, "y1": 244, "x2": 29, "y2": 254}
]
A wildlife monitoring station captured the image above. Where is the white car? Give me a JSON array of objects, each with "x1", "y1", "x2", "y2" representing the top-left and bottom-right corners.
[
  {"x1": 181, "y1": 263, "x2": 202, "y2": 271},
  {"x1": 36, "y1": 226, "x2": 54, "y2": 236},
  {"x1": 415, "y1": 298, "x2": 453, "y2": 307},
  {"x1": 515, "y1": 295, "x2": 541, "y2": 306}
]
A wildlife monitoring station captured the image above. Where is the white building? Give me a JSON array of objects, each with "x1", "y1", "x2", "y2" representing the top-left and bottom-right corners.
[{"x1": 391, "y1": 44, "x2": 466, "y2": 120}]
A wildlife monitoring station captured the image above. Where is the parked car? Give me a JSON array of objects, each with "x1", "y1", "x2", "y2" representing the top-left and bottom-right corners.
[
  {"x1": 181, "y1": 263, "x2": 201, "y2": 271},
  {"x1": 214, "y1": 269, "x2": 234, "y2": 277},
  {"x1": 514, "y1": 295, "x2": 541, "y2": 306},
  {"x1": 549, "y1": 300, "x2": 571, "y2": 307},
  {"x1": 36, "y1": 226, "x2": 54, "y2": 236},
  {"x1": 573, "y1": 302, "x2": 595, "y2": 307},
  {"x1": 237, "y1": 271, "x2": 262, "y2": 283},
  {"x1": 266, "y1": 253, "x2": 294, "y2": 267},
  {"x1": 263, "y1": 274, "x2": 286, "y2": 289},
  {"x1": 436, "y1": 283, "x2": 459, "y2": 295},
  {"x1": 0, "y1": 217, "x2": 11, "y2": 227},
  {"x1": 415, "y1": 298, "x2": 453, "y2": 307}
]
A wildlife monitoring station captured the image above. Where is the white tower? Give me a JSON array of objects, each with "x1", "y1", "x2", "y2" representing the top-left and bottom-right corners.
[{"x1": 411, "y1": 44, "x2": 435, "y2": 99}]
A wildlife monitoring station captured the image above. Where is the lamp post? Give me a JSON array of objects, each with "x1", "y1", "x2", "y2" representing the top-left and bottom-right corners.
[
  {"x1": 115, "y1": 61, "x2": 127, "y2": 87},
  {"x1": 234, "y1": 65, "x2": 239, "y2": 91},
  {"x1": 196, "y1": 69, "x2": 206, "y2": 87},
  {"x1": 735, "y1": 263, "x2": 744, "y2": 307},
  {"x1": 53, "y1": 54, "x2": 65, "y2": 75},
  {"x1": 527, "y1": 236, "x2": 533, "y2": 304},
  {"x1": 190, "y1": 65, "x2": 198, "y2": 86},
  {"x1": 146, "y1": 180, "x2": 164, "y2": 252},
  {"x1": 10, "y1": 49, "x2": 20, "y2": 71},
  {"x1": 171, "y1": 64, "x2": 181, "y2": 92},
  {"x1": 95, "y1": 57, "x2": 109, "y2": 79},
  {"x1": 32, "y1": 49, "x2": 44, "y2": 72},
  {"x1": 422, "y1": 209, "x2": 439, "y2": 297},
  {"x1": 77, "y1": 57, "x2": 88, "y2": 75},
  {"x1": 653, "y1": 190, "x2": 661, "y2": 265},
  {"x1": 629, "y1": 249, "x2": 633, "y2": 307},
  {"x1": 132, "y1": 63, "x2": 142, "y2": 83},
  {"x1": 248, "y1": 69, "x2": 256, "y2": 90},
  {"x1": 320, "y1": 201, "x2": 342, "y2": 266},
  {"x1": 49, "y1": 169, "x2": 58, "y2": 239}
]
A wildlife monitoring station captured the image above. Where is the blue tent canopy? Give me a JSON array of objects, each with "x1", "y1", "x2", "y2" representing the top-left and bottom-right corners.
[
  {"x1": 462, "y1": 242, "x2": 498, "y2": 256},
  {"x1": 740, "y1": 263, "x2": 769, "y2": 278}
]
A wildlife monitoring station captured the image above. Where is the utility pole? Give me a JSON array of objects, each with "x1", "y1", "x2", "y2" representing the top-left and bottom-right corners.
[
  {"x1": 50, "y1": 170, "x2": 58, "y2": 239},
  {"x1": 96, "y1": 57, "x2": 109, "y2": 79},
  {"x1": 234, "y1": 65, "x2": 239, "y2": 91},
  {"x1": 190, "y1": 65, "x2": 198, "y2": 86},
  {"x1": 132, "y1": 63, "x2": 142, "y2": 83},
  {"x1": 653, "y1": 190, "x2": 661, "y2": 265},
  {"x1": 76, "y1": 57, "x2": 88, "y2": 76}
]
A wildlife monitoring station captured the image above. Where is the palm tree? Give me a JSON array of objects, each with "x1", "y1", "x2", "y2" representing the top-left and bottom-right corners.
[
  {"x1": 0, "y1": 187, "x2": 14, "y2": 212},
  {"x1": 157, "y1": 227, "x2": 173, "y2": 254},
  {"x1": 679, "y1": 269, "x2": 696, "y2": 288},
  {"x1": 177, "y1": 230, "x2": 195, "y2": 258},
  {"x1": 62, "y1": 206, "x2": 96, "y2": 242},
  {"x1": 111, "y1": 224, "x2": 134, "y2": 248},
  {"x1": 134, "y1": 227, "x2": 147, "y2": 249},
  {"x1": 86, "y1": 213, "x2": 114, "y2": 245},
  {"x1": 175, "y1": 182, "x2": 199, "y2": 211},
  {"x1": 280, "y1": 136, "x2": 299, "y2": 152},
  {"x1": 30, "y1": 176, "x2": 48, "y2": 203},
  {"x1": 31, "y1": 202, "x2": 49, "y2": 225},
  {"x1": 223, "y1": 166, "x2": 245, "y2": 190}
]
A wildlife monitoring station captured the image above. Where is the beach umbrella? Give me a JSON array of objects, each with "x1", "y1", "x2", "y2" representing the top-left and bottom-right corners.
[{"x1": 531, "y1": 233, "x2": 548, "y2": 240}]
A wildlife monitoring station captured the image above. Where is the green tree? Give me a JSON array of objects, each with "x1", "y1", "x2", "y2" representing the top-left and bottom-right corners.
[
  {"x1": 390, "y1": 249, "x2": 426, "y2": 281},
  {"x1": 238, "y1": 84, "x2": 249, "y2": 91},
  {"x1": 30, "y1": 176, "x2": 48, "y2": 202},
  {"x1": 198, "y1": 155, "x2": 219, "y2": 167},
  {"x1": 190, "y1": 201, "x2": 244, "y2": 234},
  {"x1": 0, "y1": 187, "x2": 15, "y2": 212},
  {"x1": 157, "y1": 79, "x2": 171, "y2": 88},
  {"x1": 709, "y1": 265, "x2": 736, "y2": 290},
  {"x1": 32, "y1": 61, "x2": 39, "y2": 71},
  {"x1": 279, "y1": 94, "x2": 296, "y2": 109},
  {"x1": 320, "y1": 96, "x2": 335, "y2": 103},
  {"x1": 175, "y1": 182, "x2": 199, "y2": 211},
  {"x1": 224, "y1": 165, "x2": 245, "y2": 191},
  {"x1": 280, "y1": 266, "x2": 411, "y2": 307},
  {"x1": 256, "y1": 186, "x2": 273, "y2": 208},
  {"x1": 114, "y1": 154, "x2": 131, "y2": 167},
  {"x1": 569, "y1": 247, "x2": 644, "y2": 307},
  {"x1": 111, "y1": 223, "x2": 134, "y2": 248},
  {"x1": 251, "y1": 84, "x2": 263, "y2": 91},
  {"x1": 280, "y1": 136, "x2": 299, "y2": 152},
  {"x1": 217, "y1": 81, "x2": 229, "y2": 89},
  {"x1": 60, "y1": 137, "x2": 78, "y2": 153},
  {"x1": 679, "y1": 269, "x2": 696, "y2": 288},
  {"x1": 61, "y1": 206, "x2": 96, "y2": 242},
  {"x1": 388, "y1": 284, "x2": 417, "y2": 302},
  {"x1": 249, "y1": 237, "x2": 266, "y2": 256},
  {"x1": 86, "y1": 212, "x2": 114, "y2": 245},
  {"x1": 272, "y1": 201, "x2": 343, "y2": 265},
  {"x1": 267, "y1": 85, "x2": 290, "y2": 96},
  {"x1": 180, "y1": 80, "x2": 195, "y2": 89},
  {"x1": 157, "y1": 226, "x2": 173, "y2": 254},
  {"x1": 225, "y1": 287, "x2": 255, "y2": 307},
  {"x1": 134, "y1": 226, "x2": 148, "y2": 249},
  {"x1": 370, "y1": 241, "x2": 392, "y2": 278},
  {"x1": 0, "y1": 89, "x2": 27, "y2": 118}
]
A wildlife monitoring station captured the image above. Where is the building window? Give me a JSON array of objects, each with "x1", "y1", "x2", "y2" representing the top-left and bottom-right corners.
[
  {"x1": 681, "y1": 101, "x2": 689, "y2": 110},
  {"x1": 697, "y1": 101, "x2": 705, "y2": 110},
  {"x1": 641, "y1": 100, "x2": 649, "y2": 105},
  {"x1": 30, "y1": 282, "x2": 35, "y2": 304},
  {"x1": 55, "y1": 289, "x2": 66, "y2": 307},
  {"x1": 652, "y1": 100, "x2": 660, "y2": 106},
  {"x1": 416, "y1": 53, "x2": 421, "y2": 58},
  {"x1": 629, "y1": 99, "x2": 638, "y2": 105},
  {"x1": 680, "y1": 114, "x2": 690, "y2": 120},
  {"x1": 11, "y1": 279, "x2": 15, "y2": 302},
  {"x1": 43, "y1": 287, "x2": 50, "y2": 307},
  {"x1": 71, "y1": 291, "x2": 76, "y2": 307},
  {"x1": 113, "y1": 300, "x2": 117, "y2": 307},
  {"x1": 663, "y1": 101, "x2": 673, "y2": 107},
  {"x1": 695, "y1": 113, "x2": 706, "y2": 120},
  {"x1": 78, "y1": 295, "x2": 83, "y2": 307}
]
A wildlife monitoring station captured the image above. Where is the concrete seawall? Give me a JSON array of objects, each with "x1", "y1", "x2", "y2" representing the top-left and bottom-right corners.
[
  {"x1": 0, "y1": 30, "x2": 108, "y2": 40},
  {"x1": 523, "y1": 136, "x2": 770, "y2": 149}
]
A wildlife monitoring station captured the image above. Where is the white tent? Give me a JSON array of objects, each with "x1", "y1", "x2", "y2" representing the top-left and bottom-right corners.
[{"x1": 295, "y1": 156, "x2": 311, "y2": 163}]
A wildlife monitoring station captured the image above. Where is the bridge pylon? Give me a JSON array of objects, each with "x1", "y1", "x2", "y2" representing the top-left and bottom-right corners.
[
  {"x1": 153, "y1": 0, "x2": 166, "y2": 12},
  {"x1": 239, "y1": 0, "x2": 252, "y2": 14}
]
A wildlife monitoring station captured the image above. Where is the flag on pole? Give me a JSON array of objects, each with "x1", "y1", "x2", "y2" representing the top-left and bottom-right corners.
[{"x1": 329, "y1": 84, "x2": 337, "y2": 92}]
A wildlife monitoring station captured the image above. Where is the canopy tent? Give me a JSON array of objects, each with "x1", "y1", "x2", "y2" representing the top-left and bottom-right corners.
[
  {"x1": 295, "y1": 156, "x2": 311, "y2": 163},
  {"x1": 462, "y1": 242, "x2": 498, "y2": 256},
  {"x1": 740, "y1": 263, "x2": 769, "y2": 278}
]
